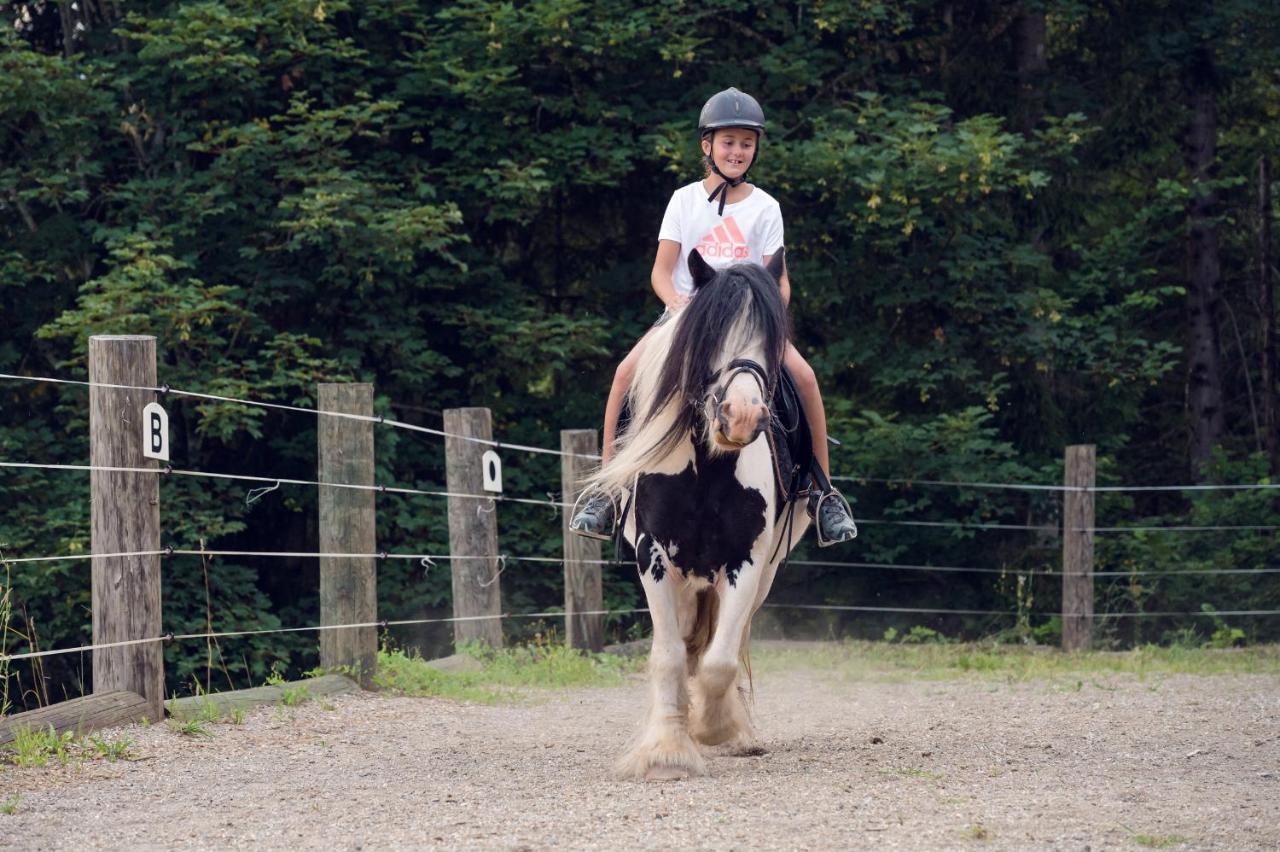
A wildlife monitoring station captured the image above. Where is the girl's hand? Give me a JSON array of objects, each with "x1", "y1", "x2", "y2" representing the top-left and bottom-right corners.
[{"x1": 669, "y1": 294, "x2": 691, "y2": 311}]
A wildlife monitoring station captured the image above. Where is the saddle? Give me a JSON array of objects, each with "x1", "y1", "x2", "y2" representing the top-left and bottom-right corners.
[{"x1": 767, "y1": 366, "x2": 816, "y2": 516}]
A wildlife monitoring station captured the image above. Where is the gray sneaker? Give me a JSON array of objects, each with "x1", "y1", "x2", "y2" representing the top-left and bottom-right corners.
[
  {"x1": 809, "y1": 490, "x2": 858, "y2": 547},
  {"x1": 570, "y1": 492, "x2": 616, "y2": 540}
]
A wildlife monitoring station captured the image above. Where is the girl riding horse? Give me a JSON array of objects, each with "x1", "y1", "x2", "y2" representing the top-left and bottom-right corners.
[{"x1": 571, "y1": 87, "x2": 857, "y2": 547}]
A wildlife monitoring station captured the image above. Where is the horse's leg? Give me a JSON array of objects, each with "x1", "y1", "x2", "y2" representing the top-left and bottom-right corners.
[
  {"x1": 615, "y1": 537, "x2": 705, "y2": 781},
  {"x1": 690, "y1": 536, "x2": 771, "y2": 754}
]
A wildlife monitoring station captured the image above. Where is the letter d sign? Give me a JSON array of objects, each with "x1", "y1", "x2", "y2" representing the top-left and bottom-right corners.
[
  {"x1": 142, "y1": 402, "x2": 169, "y2": 462},
  {"x1": 481, "y1": 450, "x2": 502, "y2": 494}
]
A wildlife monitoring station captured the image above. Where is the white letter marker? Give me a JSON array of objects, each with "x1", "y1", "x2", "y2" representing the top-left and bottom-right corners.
[
  {"x1": 481, "y1": 450, "x2": 502, "y2": 494},
  {"x1": 142, "y1": 402, "x2": 169, "y2": 462}
]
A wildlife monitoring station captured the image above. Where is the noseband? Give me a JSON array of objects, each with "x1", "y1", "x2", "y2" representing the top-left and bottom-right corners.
[{"x1": 705, "y1": 358, "x2": 772, "y2": 440}]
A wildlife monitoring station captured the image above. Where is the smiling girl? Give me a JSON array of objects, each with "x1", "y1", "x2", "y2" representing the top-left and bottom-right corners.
[{"x1": 572, "y1": 87, "x2": 857, "y2": 546}]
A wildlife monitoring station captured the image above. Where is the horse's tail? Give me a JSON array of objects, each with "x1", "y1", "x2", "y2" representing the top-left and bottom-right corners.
[{"x1": 684, "y1": 587, "x2": 719, "y2": 675}]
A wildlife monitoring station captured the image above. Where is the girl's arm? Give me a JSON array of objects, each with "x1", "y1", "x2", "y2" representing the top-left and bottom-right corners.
[
  {"x1": 651, "y1": 240, "x2": 688, "y2": 308},
  {"x1": 763, "y1": 252, "x2": 791, "y2": 307}
]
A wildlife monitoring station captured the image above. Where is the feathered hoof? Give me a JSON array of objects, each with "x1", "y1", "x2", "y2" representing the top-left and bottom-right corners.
[
  {"x1": 690, "y1": 712, "x2": 737, "y2": 747},
  {"x1": 690, "y1": 692, "x2": 755, "y2": 747},
  {"x1": 645, "y1": 764, "x2": 692, "y2": 782},
  {"x1": 614, "y1": 728, "x2": 707, "y2": 782},
  {"x1": 723, "y1": 737, "x2": 767, "y2": 757}
]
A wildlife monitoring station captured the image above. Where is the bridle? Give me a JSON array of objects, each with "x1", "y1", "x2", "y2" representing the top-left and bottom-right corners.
[{"x1": 704, "y1": 358, "x2": 773, "y2": 445}]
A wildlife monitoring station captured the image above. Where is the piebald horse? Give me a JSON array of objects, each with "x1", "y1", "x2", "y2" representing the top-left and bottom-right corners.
[{"x1": 590, "y1": 249, "x2": 810, "y2": 781}]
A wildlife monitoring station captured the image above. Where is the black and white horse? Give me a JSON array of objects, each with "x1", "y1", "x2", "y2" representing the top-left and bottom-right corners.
[{"x1": 590, "y1": 250, "x2": 810, "y2": 781}]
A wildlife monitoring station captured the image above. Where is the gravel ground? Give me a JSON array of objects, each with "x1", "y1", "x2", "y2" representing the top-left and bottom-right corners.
[{"x1": 1, "y1": 653, "x2": 1277, "y2": 850}]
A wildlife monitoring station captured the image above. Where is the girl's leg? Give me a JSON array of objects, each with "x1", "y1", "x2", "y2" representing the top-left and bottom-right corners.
[
  {"x1": 783, "y1": 342, "x2": 830, "y2": 476},
  {"x1": 602, "y1": 330, "x2": 654, "y2": 464},
  {"x1": 783, "y1": 342, "x2": 857, "y2": 545},
  {"x1": 570, "y1": 329, "x2": 655, "y2": 538}
]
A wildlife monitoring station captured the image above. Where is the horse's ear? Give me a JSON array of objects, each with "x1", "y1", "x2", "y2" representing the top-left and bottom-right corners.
[
  {"x1": 765, "y1": 247, "x2": 786, "y2": 283},
  {"x1": 688, "y1": 249, "x2": 716, "y2": 290}
]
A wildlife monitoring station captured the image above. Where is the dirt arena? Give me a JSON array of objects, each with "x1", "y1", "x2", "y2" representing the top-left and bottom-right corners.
[{"x1": 2, "y1": 645, "x2": 1277, "y2": 850}]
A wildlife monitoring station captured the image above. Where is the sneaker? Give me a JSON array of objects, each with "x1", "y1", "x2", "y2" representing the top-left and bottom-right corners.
[
  {"x1": 570, "y1": 492, "x2": 616, "y2": 540},
  {"x1": 808, "y1": 489, "x2": 858, "y2": 547}
]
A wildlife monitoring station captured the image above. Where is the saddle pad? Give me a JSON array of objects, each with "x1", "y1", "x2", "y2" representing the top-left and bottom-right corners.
[{"x1": 769, "y1": 366, "x2": 814, "y2": 513}]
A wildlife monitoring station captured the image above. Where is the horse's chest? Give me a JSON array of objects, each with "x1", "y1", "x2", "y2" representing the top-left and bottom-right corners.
[{"x1": 633, "y1": 454, "x2": 767, "y2": 585}]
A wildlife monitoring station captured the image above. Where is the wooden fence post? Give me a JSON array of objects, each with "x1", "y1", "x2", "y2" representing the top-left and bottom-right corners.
[
  {"x1": 561, "y1": 429, "x2": 603, "y2": 651},
  {"x1": 1061, "y1": 444, "x2": 1096, "y2": 651},
  {"x1": 443, "y1": 408, "x2": 503, "y2": 649},
  {"x1": 318, "y1": 383, "x2": 377, "y2": 686},
  {"x1": 89, "y1": 335, "x2": 164, "y2": 721}
]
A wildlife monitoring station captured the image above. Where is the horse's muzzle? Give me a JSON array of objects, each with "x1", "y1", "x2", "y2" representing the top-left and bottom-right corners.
[{"x1": 715, "y1": 400, "x2": 769, "y2": 449}]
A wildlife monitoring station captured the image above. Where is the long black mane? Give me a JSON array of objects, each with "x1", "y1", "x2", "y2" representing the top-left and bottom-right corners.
[{"x1": 637, "y1": 254, "x2": 790, "y2": 459}]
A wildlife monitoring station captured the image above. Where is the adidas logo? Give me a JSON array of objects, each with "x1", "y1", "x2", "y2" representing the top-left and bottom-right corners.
[{"x1": 695, "y1": 216, "x2": 750, "y2": 260}]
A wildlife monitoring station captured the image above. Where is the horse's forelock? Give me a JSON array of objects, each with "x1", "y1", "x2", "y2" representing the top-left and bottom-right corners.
[{"x1": 643, "y1": 264, "x2": 786, "y2": 446}]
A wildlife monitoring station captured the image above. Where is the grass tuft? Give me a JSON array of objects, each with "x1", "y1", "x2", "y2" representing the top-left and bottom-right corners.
[
  {"x1": 7, "y1": 725, "x2": 78, "y2": 767},
  {"x1": 3, "y1": 725, "x2": 134, "y2": 768},
  {"x1": 280, "y1": 684, "x2": 311, "y2": 707},
  {"x1": 373, "y1": 639, "x2": 640, "y2": 704},
  {"x1": 1134, "y1": 834, "x2": 1188, "y2": 848},
  {"x1": 752, "y1": 640, "x2": 1280, "y2": 683},
  {"x1": 0, "y1": 795, "x2": 17, "y2": 815},
  {"x1": 86, "y1": 734, "x2": 133, "y2": 762},
  {"x1": 167, "y1": 718, "x2": 213, "y2": 738}
]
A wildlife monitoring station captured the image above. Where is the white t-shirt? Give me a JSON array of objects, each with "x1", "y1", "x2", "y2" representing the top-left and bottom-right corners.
[{"x1": 658, "y1": 181, "x2": 785, "y2": 296}]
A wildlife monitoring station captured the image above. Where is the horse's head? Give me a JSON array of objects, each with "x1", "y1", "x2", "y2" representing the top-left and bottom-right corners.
[
  {"x1": 589, "y1": 248, "x2": 789, "y2": 497},
  {"x1": 686, "y1": 249, "x2": 788, "y2": 452}
]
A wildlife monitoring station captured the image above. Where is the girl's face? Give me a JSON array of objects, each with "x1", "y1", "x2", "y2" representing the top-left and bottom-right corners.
[{"x1": 702, "y1": 128, "x2": 757, "y2": 180}]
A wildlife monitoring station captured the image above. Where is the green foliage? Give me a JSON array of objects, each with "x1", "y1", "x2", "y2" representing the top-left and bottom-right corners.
[{"x1": 2, "y1": 0, "x2": 1279, "y2": 708}]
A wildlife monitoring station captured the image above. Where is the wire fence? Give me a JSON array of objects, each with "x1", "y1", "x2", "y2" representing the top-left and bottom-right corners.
[
  {"x1": 4, "y1": 597, "x2": 1277, "y2": 665},
  {"x1": 3, "y1": 367, "x2": 1278, "y2": 674},
  {"x1": 6, "y1": 547, "x2": 1279, "y2": 579},
  {"x1": 0, "y1": 371, "x2": 598, "y2": 459},
  {"x1": 6, "y1": 459, "x2": 1279, "y2": 533}
]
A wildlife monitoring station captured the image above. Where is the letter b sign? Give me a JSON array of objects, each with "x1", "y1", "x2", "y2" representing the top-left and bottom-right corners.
[{"x1": 142, "y1": 402, "x2": 169, "y2": 462}]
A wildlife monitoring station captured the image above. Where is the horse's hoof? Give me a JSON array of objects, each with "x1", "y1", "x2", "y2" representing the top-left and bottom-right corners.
[{"x1": 644, "y1": 765, "x2": 691, "y2": 782}]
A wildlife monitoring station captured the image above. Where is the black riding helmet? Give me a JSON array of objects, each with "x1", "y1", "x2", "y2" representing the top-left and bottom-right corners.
[{"x1": 698, "y1": 87, "x2": 766, "y2": 215}]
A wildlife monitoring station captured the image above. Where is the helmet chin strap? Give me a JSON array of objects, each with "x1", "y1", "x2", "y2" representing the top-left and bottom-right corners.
[{"x1": 704, "y1": 134, "x2": 758, "y2": 216}]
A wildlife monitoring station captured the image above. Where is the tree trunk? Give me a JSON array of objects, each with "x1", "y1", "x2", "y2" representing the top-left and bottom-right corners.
[
  {"x1": 1261, "y1": 155, "x2": 1277, "y2": 475},
  {"x1": 1184, "y1": 46, "x2": 1225, "y2": 477},
  {"x1": 1013, "y1": 6, "x2": 1047, "y2": 137}
]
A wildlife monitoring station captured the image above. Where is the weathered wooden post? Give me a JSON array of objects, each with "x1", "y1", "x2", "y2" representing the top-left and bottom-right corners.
[
  {"x1": 318, "y1": 383, "x2": 377, "y2": 686},
  {"x1": 89, "y1": 335, "x2": 164, "y2": 721},
  {"x1": 443, "y1": 408, "x2": 503, "y2": 648},
  {"x1": 561, "y1": 429, "x2": 603, "y2": 651},
  {"x1": 1061, "y1": 444, "x2": 1096, "y2": 651}
]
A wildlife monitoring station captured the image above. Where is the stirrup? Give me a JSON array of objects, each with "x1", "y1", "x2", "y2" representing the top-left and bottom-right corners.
[
  {"x1": 809, "y1": 489, "x2": 858, "y2": 548},
  {"x1": 568, "y1": 488, "x2": 618, "y2": 542}
]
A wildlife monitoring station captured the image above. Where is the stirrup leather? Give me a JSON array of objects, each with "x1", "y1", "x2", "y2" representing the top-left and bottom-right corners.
[
  {"x1": 568, "y1": 488, "x2": 618, "y2": 542},
  {"x1": 809, "y1": 489, "x2": 858, "y2": 548}
]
